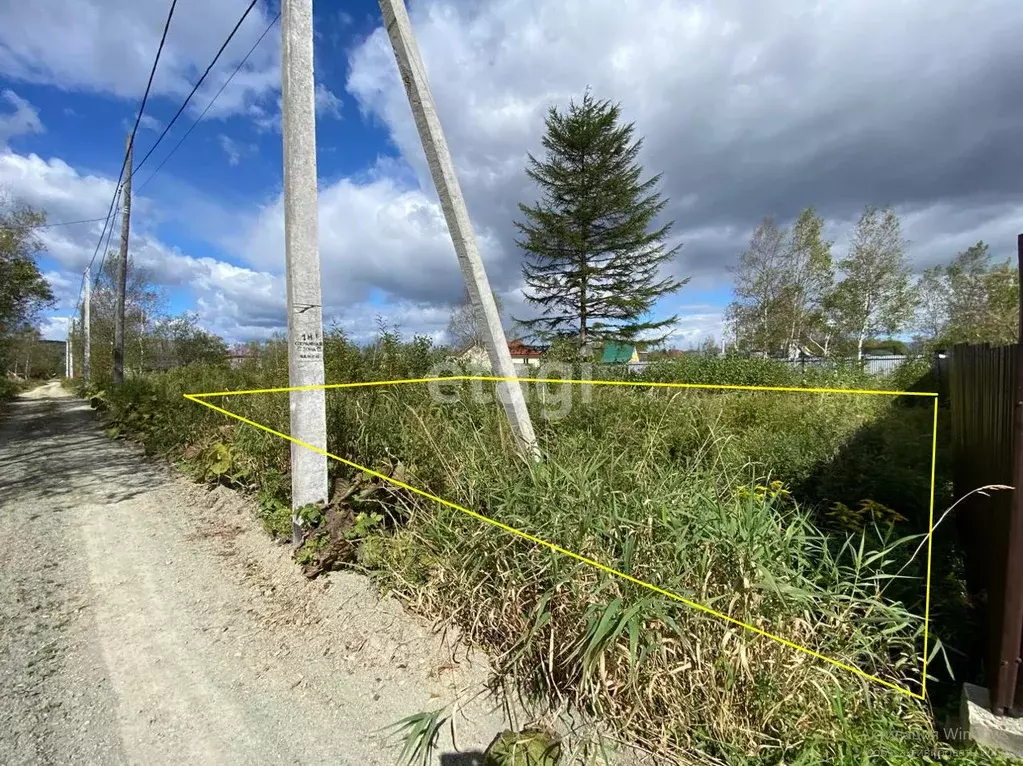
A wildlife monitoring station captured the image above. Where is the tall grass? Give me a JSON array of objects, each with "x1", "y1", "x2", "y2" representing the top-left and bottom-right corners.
[
  {"x1": 345, "y1": 383, "x2": 934, "y2": 760},
  {"x1": 76, "y1": 335, "x2": 991, "y2": 763}
]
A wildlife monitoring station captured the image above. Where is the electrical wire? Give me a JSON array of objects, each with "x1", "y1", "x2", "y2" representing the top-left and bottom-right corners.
[
  {"x1": 136, "y1": 11, "x2": 280, "y2": 194},
  {"x1": 132, "y1": 0, "x2": 262, "y2": 178},
  {"x1": 73, "y1": 198, "x2": 120, "y2": 320},
  {"x1": 94, "y1": 187, "x2": 123, "y2": 287},
  {"x1": 72, "y1": 0, "x2": 267, "y2": 320},
  {"x1": 0, "y1": 216, "x2": 110, "y2": 231},
  {"x1": 76, "y1": 0, "x2": 178, "y2": 316}
]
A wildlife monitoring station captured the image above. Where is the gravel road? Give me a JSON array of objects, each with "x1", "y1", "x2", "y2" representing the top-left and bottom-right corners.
[{"x1": 0, "y1": 381, "x2": 514, "y2": 765}]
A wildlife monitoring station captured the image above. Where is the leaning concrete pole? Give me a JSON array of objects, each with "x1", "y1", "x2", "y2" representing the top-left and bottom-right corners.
[
  {"x1": 377, "y1": 0, "x2": 539, "y2": 459},
  {"x1": 281, "y1": 0, "x2": 329, "y2": 547}
]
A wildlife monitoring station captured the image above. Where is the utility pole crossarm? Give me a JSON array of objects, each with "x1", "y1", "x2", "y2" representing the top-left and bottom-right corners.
[{"x1": 377, "y1": 0, "x2": 539, "y2": 459}]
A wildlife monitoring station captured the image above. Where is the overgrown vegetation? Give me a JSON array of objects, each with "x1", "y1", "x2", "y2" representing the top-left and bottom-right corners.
[
  {"x1": 0, "y1": 375, "x2": 31, "y2": 405},
  {"x1": 73, "y1": 332, "x2": 1013, "y2": 764}
]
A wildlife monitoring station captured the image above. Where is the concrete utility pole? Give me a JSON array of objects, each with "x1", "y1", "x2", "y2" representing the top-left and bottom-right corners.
[
  {"x1": 113, "y1": 134, "x2": 133, "y2": 387},
  {"x1": 65, "y1": 319, "x2": 71, "y2": 378},
  {"x1": 67, "y1": 318, "x2": 74, "y2": 379},
  {"x1": 82, "y1": 266, "x2": 91, "y2": 384},
  {"x1": 281, "y1": 0, "x2": 329, "y2": 547},
  {"x1": 377, "y1": 0, "x2": 539, "y2": 459}
]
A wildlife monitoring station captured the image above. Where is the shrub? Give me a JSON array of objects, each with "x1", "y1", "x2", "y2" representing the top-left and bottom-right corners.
[
  {"x1": 0, "y1": 376, "x2": 23, "y2": 404},
  {"x1": 639, "y1": 355, "x2": 797, "y2": 388}
]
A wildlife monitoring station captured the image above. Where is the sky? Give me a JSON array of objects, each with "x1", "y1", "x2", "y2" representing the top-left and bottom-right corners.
[{"x1": 1, "y1": 0, "x2": 1022, "y2": 348}]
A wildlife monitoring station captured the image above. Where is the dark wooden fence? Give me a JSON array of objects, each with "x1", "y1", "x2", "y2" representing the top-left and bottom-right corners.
[
  {"x1": 948, "y1": 343, "x2": 1022, "y2": 711},
  {"x1": 946, "y1": 233, "x2": 1023, "y2": 713}
]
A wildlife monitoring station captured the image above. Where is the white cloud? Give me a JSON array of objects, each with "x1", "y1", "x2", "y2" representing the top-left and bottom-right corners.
[
  {"x1": 138, "y1": 114, "x2": 162, "y2": 132},
  {"x1": 0, "y1": 0, "x2": 281, "y2": 119},
  {"x1": 218, "y1": 134, "x2": 242, "y2": 166},
  {"x1": 0, "y1": 153, "x2": 115, "y2": 271},
  {"x1": 11, "y1": 0, "x2": 1023, "y2": 346},
  {"x1": 0, "y1": 146, "x2": 472, "y2": 343},
  {"x1": 0, "y1": 149, "x2": 283, "y2": 340},
  {"x1": 345, "y1": 0, "x2": 1023, "y2": 292},
  {"x1": 38, "y1": 314, "x2": 70, "y2": 341},
  {"x1": 315, "y1": 83, "x2": 343, "y2": 119},
  {"x1": 664, "y1": 310, "x2": 727, "y2": 348},
  {"x1": 234, "y1": 165, "x2": 506, "y2": 307},
  {"x1": 250, "y1": 96, "x2": 282, "y2": 133},
  {"x1": 0, "y1": 89, "x2": 44, "y2": 147}
]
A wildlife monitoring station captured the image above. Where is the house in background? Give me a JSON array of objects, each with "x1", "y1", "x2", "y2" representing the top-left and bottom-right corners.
[
  {"x1": 456, "y1": 344, "x2": 490, "y2": 368},
  {"x1": 600, "y1": 342, "x2": 640, "y2": 364},
  {"x1": 455, "y1": 338, "x2": 547, "y2": 369},
  {"x1": 508, "y1": 339, "x2": 545, "y2": 367},
  {"x1": 227, "y1": 343, "x2": 259, "y2": 370}
]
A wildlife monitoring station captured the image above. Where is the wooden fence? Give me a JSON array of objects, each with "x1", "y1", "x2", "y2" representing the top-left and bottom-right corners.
[
  {"x1": 947, "y1": 233, "x2": 1023, "y2": 714},
  {"x1": 948, "y1": 342, "x2": 1022, "y2": 711}
]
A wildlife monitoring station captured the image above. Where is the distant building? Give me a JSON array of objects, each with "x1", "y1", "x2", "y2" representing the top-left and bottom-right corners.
[
  {"x1": 600, "y1": 342, "x2": 640, "y2": 364},
  {"x1": 227, "y1": 344, "x2": 259, "y2": 369},
  {"x1": 456, "y1": 344, "x2": 490, "y2": 368},
  {"x1": 455, "y1": 339, "x2": 547, "y2": 369},
  {"x1": 508, "y1": 339, "x2": 545, "y2": 366}
]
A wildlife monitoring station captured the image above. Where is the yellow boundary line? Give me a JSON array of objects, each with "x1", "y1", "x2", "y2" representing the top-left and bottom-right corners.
[
  {"x1": 183, "y1": 377, "x2": 939, "y2": 700},
  {"x1": 186, "y1": 375, "x2": 940, "y2": 399},
  {"x1": 921, "y1": 397, "x2": 939, "y2": 701}
]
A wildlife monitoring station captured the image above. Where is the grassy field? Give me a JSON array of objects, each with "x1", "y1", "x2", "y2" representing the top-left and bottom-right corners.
[{"x1": 74, "y1": 331, "x2": 1017, "y2": 765}]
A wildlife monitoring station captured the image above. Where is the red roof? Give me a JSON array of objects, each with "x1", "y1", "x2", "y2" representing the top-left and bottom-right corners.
[{"x1": 508, "y1": 339, "x2": 544, "y2": 358}]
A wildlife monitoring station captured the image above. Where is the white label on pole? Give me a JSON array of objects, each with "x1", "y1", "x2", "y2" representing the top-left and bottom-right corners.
[{"x1": 293, "y1": 330, "x2": 323, "y2": 362}]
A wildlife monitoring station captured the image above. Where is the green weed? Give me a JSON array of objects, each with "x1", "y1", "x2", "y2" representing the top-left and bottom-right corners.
[{"x1": 80, "y1": 336, "x2": 991, "y2": 764}]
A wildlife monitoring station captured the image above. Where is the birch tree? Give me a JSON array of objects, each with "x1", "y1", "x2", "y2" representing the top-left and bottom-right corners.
[
  {"x1": 726, "y1": 216, "x2": 788, "y2": 353},
  {"x1": 446, "y1": 287, "x2": 504, "y2": 351},
  {"x1": 726, "y1": 209, "x2": 833, "y2": 356},
  {"x1": 781, "y1": 208, "x2": 834, "y2": 357},
  {"x1": 913, "y1": 241, "x2": 1019, "y2": 346},
  {"x1": 913, "y1": 265, "x2": 950, "y2": 343},
  {"x1": 832, "y1": 205, "x2": 915, "y2": 360}
]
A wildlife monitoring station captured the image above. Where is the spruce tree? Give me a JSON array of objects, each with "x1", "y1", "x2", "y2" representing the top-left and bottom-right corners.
[{"x1": 513, "y1": 90, "x2": 686, "y2": 346}]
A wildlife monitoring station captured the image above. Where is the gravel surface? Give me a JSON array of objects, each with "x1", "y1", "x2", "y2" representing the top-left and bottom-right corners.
[{"x1": 0, "y1": 382, "x2": 516, "y2": 765}]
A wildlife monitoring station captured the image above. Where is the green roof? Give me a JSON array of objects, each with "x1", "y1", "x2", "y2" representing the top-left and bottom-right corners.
[{"x1": 600, "y1": 342, "x2": 635, "y2": 363}]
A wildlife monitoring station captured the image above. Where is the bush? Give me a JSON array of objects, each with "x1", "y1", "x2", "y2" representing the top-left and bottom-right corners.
[
  {"x1": 639, "y1": 355, "x2": 797, "y2": 388},
  {"x1": 0, "y1": 377, "x2": 23, "y2": 404}
]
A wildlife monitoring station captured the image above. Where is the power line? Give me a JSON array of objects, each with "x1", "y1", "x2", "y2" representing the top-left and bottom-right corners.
[
  {"x1": 74, "y1": 199, "x2": 119, "y2": 319},
  {"x1": 132, "y1": 0, "x2": 262, "y2": 178},
  {"x1": 76, "y1": 0, "x2": 177, "y2": 316},
  {"x1": 94, "y1": 188, "x2": 123, "y2": 287},
  {"x1": 136, "y1": 11, "x2": 280, "y2": 194},
  {"x1": 71, "y1": 188, "x2": 119, "y2": 318},
  {"x1": 0, "y1": 216, "x2": 110, "y2": 231},
  {"x1": 125, "y1": 0, "x2": 179, "y2": 166},
  {"x1": 73, "y1": 195, "x2": 118, "y2": 317},
  {"x1": 78, "y1": 180, "x2": 122, "y2": 308}
]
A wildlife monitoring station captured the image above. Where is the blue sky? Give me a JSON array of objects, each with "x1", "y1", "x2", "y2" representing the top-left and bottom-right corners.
[{"x1": 2, "y1": 0, "x2": 1022, "y2": 348}]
